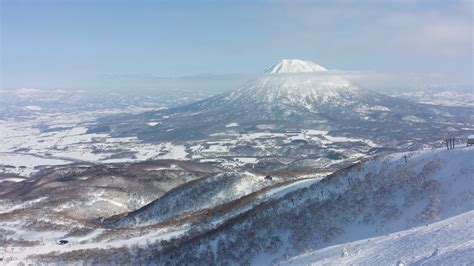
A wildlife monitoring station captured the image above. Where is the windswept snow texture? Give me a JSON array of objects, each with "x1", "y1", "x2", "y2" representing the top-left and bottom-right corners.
[{"x1": 284, "y1": 210, "x2": 474, "y2": 265}]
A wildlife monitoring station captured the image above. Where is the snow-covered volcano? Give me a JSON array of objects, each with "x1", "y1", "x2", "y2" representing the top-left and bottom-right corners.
[
  {"x1": 225, "y1": 59, "x2": 368, "y2": 113},
  {"x1": 106, "y1": 59, "x2": 473, "y2": 145},
  {"x1": 169, "y1": 59, "x2": 380, "y2": 120}
]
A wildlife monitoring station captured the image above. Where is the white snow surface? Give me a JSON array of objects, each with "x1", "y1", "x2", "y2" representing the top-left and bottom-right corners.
[
  {"x1": 0, "y1": 177, "x2": 25, "y2": 183},
  {"x1": 0, "y1": 116, "x2": 189, "y2": 176},
  {"x1": 284, "y1": 210, "x2": 474, "y2": 266},
  {"x1": 0, "y1": 153, "x2": 72, "y2": 176},
  {"x1": 265, "y1": 59, "x2": 328, "y2": 74},
  {"x1": 225, "y1": 122, "x2": 240, "y2": 127},
  {"x1": 24, "y1": 105, "x2": 42, "y2": 111},
  {"x1": 226, "y1": 66, "x2": 364, "y2": 112},
  {"x1": 146, "y1": 121, "x2": 160, "y2": 126},
  {"x1": 264, "y1": 146, "x2": 474, "y2": 265},
  {"x1": 261, "y1": 177, "x2": 323, "y2": 200}
]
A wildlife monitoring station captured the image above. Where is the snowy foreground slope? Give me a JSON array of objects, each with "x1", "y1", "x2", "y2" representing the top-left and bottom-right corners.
[
  {"x1": 285, "y1": 211, "x2": 474, "y2": 265},
  {"x1": 2, "y1": 146, "x2": 473, "y2": 265},
  {"x1": 147, "y1": 146, "x2": 474, "y2": 265}
]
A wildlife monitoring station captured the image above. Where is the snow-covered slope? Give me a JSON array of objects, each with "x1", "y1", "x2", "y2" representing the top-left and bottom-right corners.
[
  {"x1": 8, "y1": 147, "x2": 473, "y2": 265},
  {"x1": 108, "y1": 172, "x2": 282, "y2": 227},
  {"x1": 143, "y1": 146, "x2": 473, "y2": 265},
  {"x1": 285, "y1": 210, "x2": 474, "y2": 265},
  {"x1": 265, "y1": 59, "x2": 327, "y2": 74},
  {"x1": 219, "y1": 58, "x2": 370, "y2": 118},
  {"x1": 224, "y1": 71, "x2": 368, "y2": 113}
]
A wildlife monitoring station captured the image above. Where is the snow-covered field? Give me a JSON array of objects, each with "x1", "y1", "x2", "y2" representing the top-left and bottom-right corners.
[
  {"x1": 389, "y1": 88, "x2": 474, "y2": 107},
  {"x1": 0, "y1": 109, "x2": 376, "y2": 177},
  {"x1": 0, "y1": 114, "x2": 188, "y2": 177},
  {"x1": 191, "y1": 128, "x2": 377, "y2": 170}
]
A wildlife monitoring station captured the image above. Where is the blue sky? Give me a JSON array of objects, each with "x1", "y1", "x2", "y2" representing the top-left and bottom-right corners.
[{"x1": 1, "y1": 0, "x2": 472, "y2": 91}]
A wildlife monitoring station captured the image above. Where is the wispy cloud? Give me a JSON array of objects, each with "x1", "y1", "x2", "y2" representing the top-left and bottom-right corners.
[
  {"x1": 281, "y1": 1, "x2": 472, "y2": 60},
  {"x1": 98, "y1": 73, "x2": 254, "y2": 93},
  {"x1": 100, "y1": 69, "x2": 466, "y2": 96},
  {"x1": 381, "y1": 11, "x2": 472, "y2": 57}
]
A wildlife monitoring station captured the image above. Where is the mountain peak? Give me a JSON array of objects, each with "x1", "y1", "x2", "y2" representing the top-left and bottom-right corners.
[{"x1": 265, "y1": 59, "x2": 327, "y2": 74}]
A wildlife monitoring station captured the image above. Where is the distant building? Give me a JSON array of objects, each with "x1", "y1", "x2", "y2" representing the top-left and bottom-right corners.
[{"x1": 468, "y1": 135, "x2": 474, "y2": 146}]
